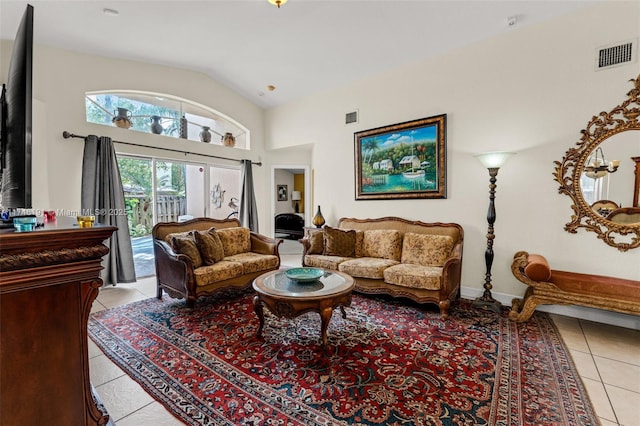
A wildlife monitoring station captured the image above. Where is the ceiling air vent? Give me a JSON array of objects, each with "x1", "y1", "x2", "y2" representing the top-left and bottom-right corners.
[
  {"x1": 596, "y1": 40, "x2": 636, "y2": 70},
  {"x1": 345, "y1": 110, "x2": 358, "y2": 125}
]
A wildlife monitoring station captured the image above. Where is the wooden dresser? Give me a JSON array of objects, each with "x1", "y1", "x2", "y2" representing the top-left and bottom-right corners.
[{"x1": 0, "y1": 218, "x2": 116, "y2": 425}]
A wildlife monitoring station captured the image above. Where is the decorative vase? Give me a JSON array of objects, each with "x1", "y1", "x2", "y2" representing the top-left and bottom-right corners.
[
  {"x1": 199, "y1": 126, "x2": 212, "y2": 143},
  {"x1": 150, "y1": 115, "x2": 163, "y2": 134},
  {"x1": 179, "y1": 116, "x2": 188, "y2": 139},
  {"x1": 112, "y1": 107, "x2": 132, "y2": 129},
  {"x1": 312, "y1": 206, "x2": 325, "y2": 228},
  {"x1": 222, "y1": 132, "x2": 236, "y2": 147}
]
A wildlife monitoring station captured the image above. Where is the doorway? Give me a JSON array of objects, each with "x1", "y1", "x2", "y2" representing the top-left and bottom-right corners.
[{"x1": 271, "y1": 165, "x2": 311, "y2": 238}]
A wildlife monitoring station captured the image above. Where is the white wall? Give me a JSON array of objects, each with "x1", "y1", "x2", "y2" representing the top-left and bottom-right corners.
[
  {"x1": 264, "y1": 2, "x2": 640, "y2": 326},
  {"x1": 0, "y1": 42, "x2": 270, "y2": 230},
  {"x1": 274, "y1": 169, "x2": 295, "y2": 215}
]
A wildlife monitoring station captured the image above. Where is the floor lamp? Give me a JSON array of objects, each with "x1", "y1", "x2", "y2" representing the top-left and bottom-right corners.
[{"x1": 472, "y1": 151, "x2": 515, "y2": 314}]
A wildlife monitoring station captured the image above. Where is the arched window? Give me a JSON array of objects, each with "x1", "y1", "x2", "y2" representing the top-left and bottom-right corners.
[{"x1": 85, "y1": 91, "x2": 249, "y2": 150}]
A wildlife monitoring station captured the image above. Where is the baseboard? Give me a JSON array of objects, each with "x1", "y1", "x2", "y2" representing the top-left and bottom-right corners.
[{"x1": 461, "y1": 285, "x2": 640, "y2": 331}]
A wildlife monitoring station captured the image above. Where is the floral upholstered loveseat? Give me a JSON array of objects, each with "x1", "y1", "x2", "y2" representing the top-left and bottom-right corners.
[
  {"x1": 153, "y1": 218, "x2": 281, "y2": 307},
  {"x1": 301, "y1": 217, "x2": 464, "y2": 317}
]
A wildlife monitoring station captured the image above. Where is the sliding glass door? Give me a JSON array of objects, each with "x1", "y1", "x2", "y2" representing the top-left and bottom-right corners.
[
  {"x1": 154, "y1": 160, "x2": 207, "y2": 222},
  {"x1": 117, "y1": 156, "x2": 155, "y2": 277},
  {"x1": 118, "y1": 154, "x2": 240, "y2": 277}
]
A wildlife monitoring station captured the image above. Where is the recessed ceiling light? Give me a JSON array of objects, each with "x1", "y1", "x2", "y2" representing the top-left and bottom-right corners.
[{"x1": 103, "y1": 8, "x2": 119, "y2": 16}]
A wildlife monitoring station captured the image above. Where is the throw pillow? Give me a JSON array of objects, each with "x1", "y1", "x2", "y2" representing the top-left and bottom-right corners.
[
  {"x1": 401, "y1": 233, "x2": 454, "y2": 267},
  {"x1": 194, "y1": 228, "x2": 225, "y2": 265},
  {"x1": 323, "y1": 226, "x2": 356, "y2": 257},
  {"x1": 354, "y1": 230, "x2": 364, "y2": 257},
  {"x1": 170, "y1": 232, "x2": 203, "y2": 268},
  {"x1": 307, "y1": 229, "x2": 324, "y2": 254},
  {"x1": 362, "y1": 229, "x2": 403, "y2": 261},
  {"x1": 216, "y1": 227, "x2": 251, "y2": 256},
  {"x1": 164, "y1": 230, "x2": 192, "y2": 244}
]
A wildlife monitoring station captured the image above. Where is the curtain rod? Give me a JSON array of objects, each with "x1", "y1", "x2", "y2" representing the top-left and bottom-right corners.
[{"x1": 62, "y1": 131, "x2": 262, "y2": 166}]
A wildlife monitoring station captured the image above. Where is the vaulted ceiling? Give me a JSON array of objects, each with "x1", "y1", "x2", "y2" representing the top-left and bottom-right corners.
[{"x1": 0, "y1": 0, "x2": 599, "y2": 108}]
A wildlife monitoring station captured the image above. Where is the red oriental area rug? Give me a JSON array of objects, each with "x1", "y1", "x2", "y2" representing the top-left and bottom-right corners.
[{"x1": 88, "y1": 292, "x2": 598, "y2": 425}]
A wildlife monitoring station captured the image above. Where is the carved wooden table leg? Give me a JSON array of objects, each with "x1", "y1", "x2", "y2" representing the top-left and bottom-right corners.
[
  {"x1": 340, "y1": 305, "x2": 347, "y2": 319},
  {"x1": 253, "y1": 295, "x2": 265, "y2": 338},
  {"x1": 320, "y1": 307, "x2": 333, "y2": 346}
]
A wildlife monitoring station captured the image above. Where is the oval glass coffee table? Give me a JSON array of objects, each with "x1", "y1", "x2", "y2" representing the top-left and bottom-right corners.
[{"x1": 252, "y1": 268, "x2": 355, "y2": 346}]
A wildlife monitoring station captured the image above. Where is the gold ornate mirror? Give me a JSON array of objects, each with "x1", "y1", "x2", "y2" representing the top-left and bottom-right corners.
[{"x1": 554, "y1": 74, "x2": 640, "y2": 251}]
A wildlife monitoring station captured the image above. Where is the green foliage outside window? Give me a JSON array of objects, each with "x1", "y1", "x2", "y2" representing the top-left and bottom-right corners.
[
  {"x1": 117, "y1": 156, "x2": 188, "y2": 237},
  {"x1": 118, "y1": 157, "x2": 153, "y2": 194},
  {"x1": 85, "y1": 91, "x2": 249, "y2": 150},
  {"x1": 86, "y1": 94, "x2": 181, "y2": 136}
]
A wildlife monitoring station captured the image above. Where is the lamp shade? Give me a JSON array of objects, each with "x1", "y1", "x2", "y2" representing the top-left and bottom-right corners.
[
  {"x1": 291, "y1": 191, "x2": 301, "y2": 201},
  {"x1": 585, "y1": 169, "x2": 608, "y2": 179},
  {"x1": 474, "y1": 151, "x2": 515, "y2": 169}
]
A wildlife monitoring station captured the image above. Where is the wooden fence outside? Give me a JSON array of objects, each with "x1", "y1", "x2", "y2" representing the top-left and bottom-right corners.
[{"x1": 126, "y1": 195, "x2": 186, "y2": 230}]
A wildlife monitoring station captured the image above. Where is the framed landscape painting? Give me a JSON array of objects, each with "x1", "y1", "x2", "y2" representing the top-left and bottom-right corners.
[{"x1": 354, "y1": 114, "x2": 447, "y2": 200}]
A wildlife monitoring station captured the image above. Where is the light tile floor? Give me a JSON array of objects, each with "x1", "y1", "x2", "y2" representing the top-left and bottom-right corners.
[
  {"x1": 90, "y1": 249, "x2": 639, "y2": 425},
  {"x1": 549, "y1": 314, "x2": 640, "y2": 426}
]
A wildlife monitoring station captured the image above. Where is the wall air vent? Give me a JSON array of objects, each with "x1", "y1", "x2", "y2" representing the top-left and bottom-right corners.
[
  {"x1": 345, "y1": 110, "x2": 358, "y2": 125},
  {"x1": 596, "y1": 40, "x2": 636, "y2": 70}
]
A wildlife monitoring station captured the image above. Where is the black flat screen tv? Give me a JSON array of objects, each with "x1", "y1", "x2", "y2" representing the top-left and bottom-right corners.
[{"x1": 1, "y1": 4, "x2": 33, "y2": 210}]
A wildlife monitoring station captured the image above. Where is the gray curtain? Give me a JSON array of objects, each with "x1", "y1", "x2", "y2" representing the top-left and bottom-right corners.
[
  {"x1": 239, "y1": 159, "x2": 259, "y2": 231},
  {"x1": 81, "y1": 135, "x2": 136, "y2": 285}
]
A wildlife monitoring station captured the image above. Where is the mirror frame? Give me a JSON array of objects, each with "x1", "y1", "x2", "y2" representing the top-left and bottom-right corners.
[{"x1": 554, "y1": 74, "x2": 640, "y2": 252}]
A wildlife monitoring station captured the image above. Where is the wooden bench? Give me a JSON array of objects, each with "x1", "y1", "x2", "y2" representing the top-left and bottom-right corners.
[{"x1": 509, "y1": 251, "x2": 640, "y2": 322}]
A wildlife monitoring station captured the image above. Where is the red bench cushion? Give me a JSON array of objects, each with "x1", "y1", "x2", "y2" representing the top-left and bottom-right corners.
[
  {"x1": 525, "y1": 254, "x2": 552, "y2": 281},
  {"x1": 550, "y1": 271, "x2": 640, "y2": 302}
]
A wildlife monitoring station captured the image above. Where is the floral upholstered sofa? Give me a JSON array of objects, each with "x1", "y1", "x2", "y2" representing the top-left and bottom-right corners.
[
  {"x1": 153, "y1": 218, "x2": 281, "y2": 307},
  {"x1": 301, "y1": 217, "x2": 464, "y2": 317}
]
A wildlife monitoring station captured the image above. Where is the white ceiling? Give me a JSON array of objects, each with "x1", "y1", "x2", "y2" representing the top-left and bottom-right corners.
[{"x1": 0, "y1": 0, "x2": 598, "y2": 109}]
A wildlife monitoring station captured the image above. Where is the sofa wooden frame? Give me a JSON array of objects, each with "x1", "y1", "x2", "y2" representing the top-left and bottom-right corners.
[
  {"x1": 301, "y1": 216, "x2": 464, "y2": 317},
  {"x1": 152, "y1": 217, "x2": 282, "y2": 307}
]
